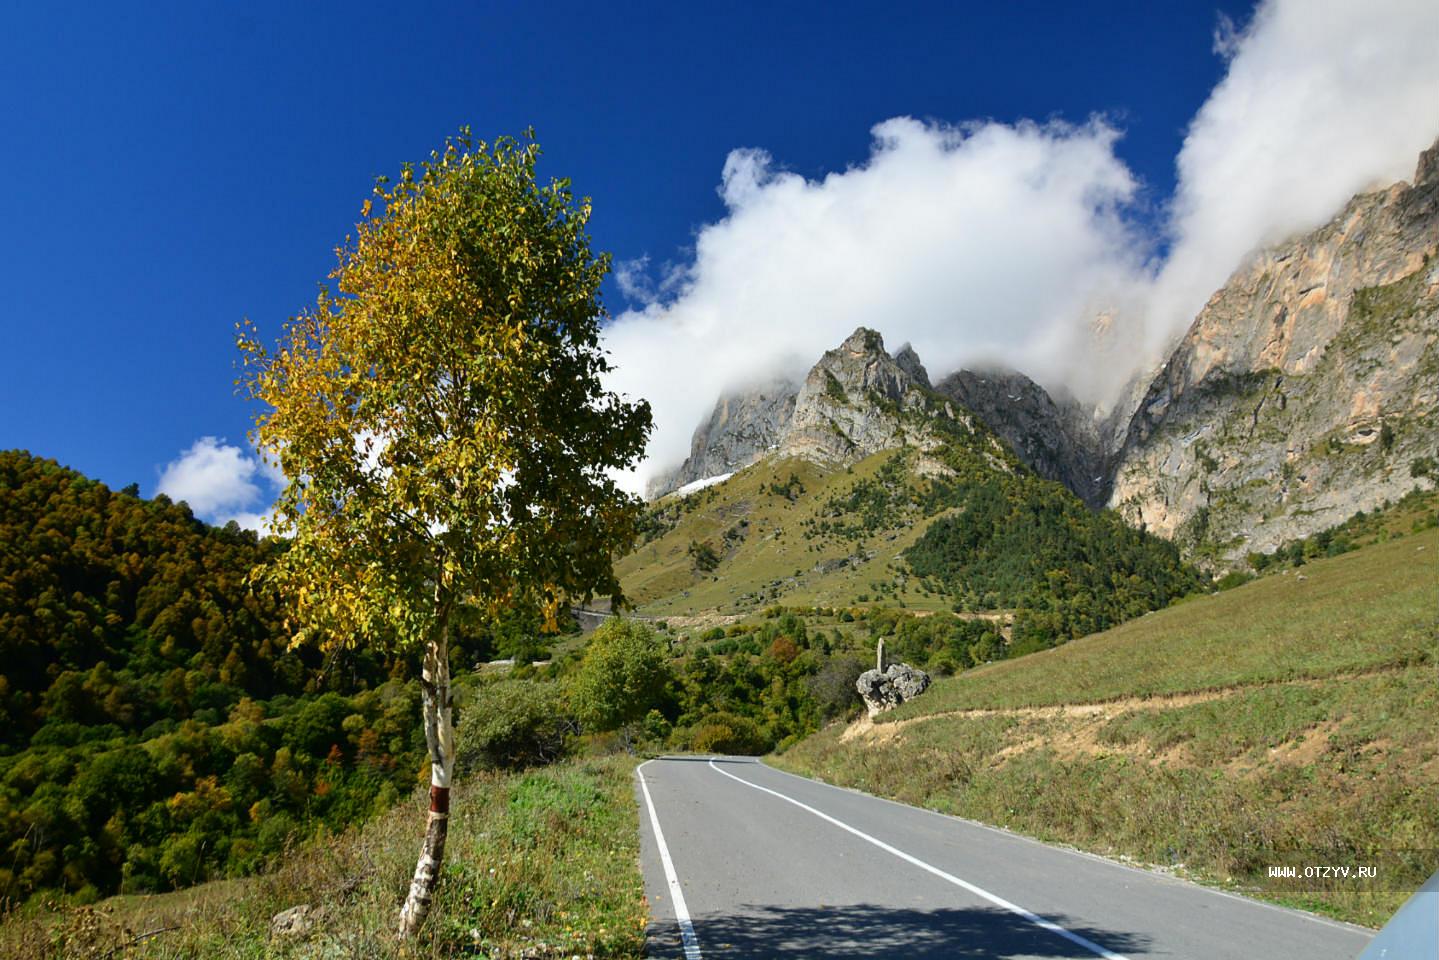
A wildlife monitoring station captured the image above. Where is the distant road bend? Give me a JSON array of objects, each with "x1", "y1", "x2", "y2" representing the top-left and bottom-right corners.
[{"x1": 635, "y1": 756, "x2": 1374, "y2": 959}]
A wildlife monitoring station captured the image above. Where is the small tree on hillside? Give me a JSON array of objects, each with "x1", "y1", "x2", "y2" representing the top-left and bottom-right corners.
[
  {"x1": 570, "y1": 619, "x2": 670, "y2": 740},
  {"x1": 238, "y1": 130, "x2": 651, "y2": 938}
]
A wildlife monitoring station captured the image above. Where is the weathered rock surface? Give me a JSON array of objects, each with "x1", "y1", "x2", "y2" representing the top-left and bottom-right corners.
[
  {"x1": 648, "y1": 329, "x2": 965, "y2": 498},
  {"x1": 777, "y1": 328, "x2": 940, "y2": 465},
  {"x1": 935, "y1": 368, "x2": 1113, "y2": 507},
  {"x1": 271, "y1": 904, "x2": 319, "y2": 939},
  {"x1": 646, "y1": 374, "x2": 800, "y2": 499},
  {"x1": 856, "y1": 663, "x2": 931, "y2": 717},
  {"x1": 1107, "y1": 138, "x2": 1439, "y2": 563}
]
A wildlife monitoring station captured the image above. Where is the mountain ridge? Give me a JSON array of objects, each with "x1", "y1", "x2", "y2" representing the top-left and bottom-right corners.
[{"x1": 647, "y1": 136, "x2": 1439, "y2": 567}]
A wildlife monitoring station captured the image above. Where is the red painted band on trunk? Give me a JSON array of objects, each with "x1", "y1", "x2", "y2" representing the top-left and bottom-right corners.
[{"x1": 429, "y1": 785, "x2": 450, "y2": 814}]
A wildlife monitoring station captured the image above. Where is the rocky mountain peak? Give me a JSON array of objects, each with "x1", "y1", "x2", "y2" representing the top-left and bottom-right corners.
[
  {"x1": 892, "y1": 343, "x2": 931, "y2": 388},
  {"x1": 778, "y1": 328, "x2": 939, "y2": 465},
  {"x1": 935, "y1": 367, "x2": 1109, "y2": 507},
  {"x1": 644, "y1": 373, "x2": 801, "y2": 500},
  {"x1": 647, "y1": 328, "x2": 950, "y2": 498},
  {"x1": 840, "y1": 326, "x2": 886, "y2": 355},
  {"x1": 1414, "y1": 136, "x2": 1439, "y2": 187},
  {"x1": 815, "y1": 327, "x2": 922, "y2": 402},
  {"x1": 1108, "y1": 135, "x2": 1438, "y2": 562}
]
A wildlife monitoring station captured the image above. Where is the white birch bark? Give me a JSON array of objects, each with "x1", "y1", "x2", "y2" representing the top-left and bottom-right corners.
[{"x1": 396, "y1": 621, "x2": 455, "y2": 939}]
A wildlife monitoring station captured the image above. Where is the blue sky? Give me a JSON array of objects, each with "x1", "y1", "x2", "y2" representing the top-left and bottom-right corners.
[{"x1": 3, "y1": 1, "x2": 1436, "y2": 519}]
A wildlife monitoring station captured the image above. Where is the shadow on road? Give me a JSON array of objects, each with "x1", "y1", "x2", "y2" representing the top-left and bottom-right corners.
[{"x1": 648, "y1": 902, "x2": 1152, "y2": 958}]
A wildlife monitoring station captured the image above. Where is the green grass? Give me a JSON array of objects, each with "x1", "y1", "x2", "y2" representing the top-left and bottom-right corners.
[
  {"x1": 883, "y1": 526, "x2": 1437, "y2": 718},
  {"x1": 0, "y1": 756, "x2": 646, "y2": 959},
  {"x1": 773, "y1": 529, "x2": 1439, "y2": 928},
  {"x1": 618, "y1": 452, "x2": 962, "y2": 618}
]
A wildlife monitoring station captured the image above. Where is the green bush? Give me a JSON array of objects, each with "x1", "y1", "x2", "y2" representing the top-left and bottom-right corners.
[
  {"x1": 688, "y1": 712, "x2": 769, "y2": 755},
  {"x1": 569, "y1": 619, "x2": 671, "y2": 734},
  {"x1": 462, "y1": 680, "x2": 573, "y2": 771}
]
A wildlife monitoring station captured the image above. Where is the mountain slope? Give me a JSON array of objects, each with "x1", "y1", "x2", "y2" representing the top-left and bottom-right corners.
[
  {"x1": 1108, "y1": 140, "x2": 1439, "y2": 563},
  {"x1": 0, "y1": 451, "x2": 426, "y2": 903},
  {"x1": 645, "y1": 373, "x2": 800, "y2": 500},
  {"x1": 619, "y1": 331, "x2": 1201, "y2": 648},
  {"x1": 934, "y1": 367, "x2": 1112, "y2": 508},
  {"x1": 774, "y1": 523, "x2": 1439, "y2": 928}
]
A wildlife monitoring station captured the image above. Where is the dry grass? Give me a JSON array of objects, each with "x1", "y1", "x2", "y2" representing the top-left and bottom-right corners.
[{"x1": 774, "y1": 531, "x2": 1439, "y2": 928}]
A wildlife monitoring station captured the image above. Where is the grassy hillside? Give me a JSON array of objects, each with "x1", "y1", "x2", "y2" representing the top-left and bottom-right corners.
[
  {"x1": 619, "y1": 451, "x2": 931, "y2": 616},
  {"x1": 619, "y1": 436, "x2": 1200, "y2": 652},
  {"x1": 774, "y1": 527, "x2": 1439, "y2": 927},
  {"x1": 0, "y1": 755, "x2": 646, "y2": 959}
]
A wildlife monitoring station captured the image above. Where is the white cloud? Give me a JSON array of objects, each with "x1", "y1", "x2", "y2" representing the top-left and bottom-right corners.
[
  {"x1": 1147, "y1": 0, "x2": 1439, "y2": 353},
  {"x1": 601, "y1": 0, "x2": 1439, "y2": 496},
  {"x1": 603, "y1": 117, "x2": 1150, "y2": 493},
  {"x1": 156, "y1": 436, "x2": 279, "y2": 532},
  {"x1": 614, "y1": 255, "x2": 654, "y2": 303}
]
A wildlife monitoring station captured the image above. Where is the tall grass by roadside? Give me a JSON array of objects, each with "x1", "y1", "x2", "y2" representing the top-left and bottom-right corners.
[
  {"x1": 773, "y1": 530, "x2": 1439, "y2": 928},
  {"x1": 0, "y1": 755, "x2": 646, "y2": 959}
]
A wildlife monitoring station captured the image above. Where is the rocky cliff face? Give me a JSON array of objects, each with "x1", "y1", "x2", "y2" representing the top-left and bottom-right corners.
[
  {"x1": 935, "y1": 368, "x2": 1111, "y2": 507},
  {"x1": 647, "y1": 329, "x2": 956, "y2": 498},
  {"x1": 1108, "y1": 139, "x2": 1439, "y2": 563},
  {"x1": 777, "y1": 328, "x2": 939, "y2": 464},
  {"x1": 645, "y1": 374, "x2": 800, "y2": 499},
  {"x1": 650, "y1": 143, "x2": 1438, "y2": 564}
]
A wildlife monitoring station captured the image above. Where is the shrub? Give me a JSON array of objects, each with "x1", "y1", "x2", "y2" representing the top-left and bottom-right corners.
[
  {"x1": 688, "y1": 712, "x2": 769, "y2": 755},
  {"x1": 569, "y1": 620, "x2": 671, "y2": 734},
  {"x1": 461, "y1": 680, "x2": 573, "y2": 771},
  {"x1": 806, "y1": 655, "x2": 866, "y2": 720},
  {"x1": 1215, "y1": 570, "x2": 1255, "y2": 591}
]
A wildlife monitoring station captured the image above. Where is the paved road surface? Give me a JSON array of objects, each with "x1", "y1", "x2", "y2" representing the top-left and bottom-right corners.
[{"x1": 636, "y1": 756, "x2": 1374, "y2": 959}]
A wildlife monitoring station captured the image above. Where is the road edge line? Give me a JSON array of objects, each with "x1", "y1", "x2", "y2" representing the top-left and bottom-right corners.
[
  {"x1": 709, "y1": 758, "x2": 1127, "y2": 960},
  {"x1": 637, "y1": 759, "x2": 703, "y2": 960}
]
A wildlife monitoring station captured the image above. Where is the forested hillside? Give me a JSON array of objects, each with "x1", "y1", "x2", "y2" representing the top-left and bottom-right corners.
[{"x1": 0, "y1": 451, "x2": 426, "y2": 904}]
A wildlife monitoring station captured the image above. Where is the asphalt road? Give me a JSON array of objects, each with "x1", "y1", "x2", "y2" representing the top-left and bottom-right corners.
[{"x1": 636, "y1": 756, "x2": 1375, "y2": 959}]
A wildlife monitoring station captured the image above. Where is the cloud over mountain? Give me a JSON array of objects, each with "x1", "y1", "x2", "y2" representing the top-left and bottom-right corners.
[{"x1": 602, "y1": 0, "x2": 1439, "y2": 495}]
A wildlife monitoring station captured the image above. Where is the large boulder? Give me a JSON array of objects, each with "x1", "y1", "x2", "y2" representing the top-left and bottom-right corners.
[{"x1": 855, "y1": 663, "x2": 931, "y2": 717}]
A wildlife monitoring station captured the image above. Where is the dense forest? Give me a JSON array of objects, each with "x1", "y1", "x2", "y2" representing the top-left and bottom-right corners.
[
  {"x1": 0, "y1": 452, "x2": 430, "y2": 904},
  {"x1": 906, "y1": 472, "x2": 1203, "y2": 652}
]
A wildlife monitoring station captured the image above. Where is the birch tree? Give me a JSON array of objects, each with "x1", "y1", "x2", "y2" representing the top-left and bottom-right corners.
[{"x1": 238, "y1": 130, "x2": 651, "y2": 938}]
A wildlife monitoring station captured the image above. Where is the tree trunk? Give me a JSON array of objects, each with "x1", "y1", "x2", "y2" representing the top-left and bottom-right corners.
[{"x1": 397, "y1": 621, "x2": 456, "y2": 939}]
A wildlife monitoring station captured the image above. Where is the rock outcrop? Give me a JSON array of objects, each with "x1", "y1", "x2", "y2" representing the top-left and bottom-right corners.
[
  {"x1": 646, "y1": 374, "x2": 800, "y2": 499},
  {"x1": 935, "y1": 368, "x2": 1112, "y2": 508},
  {"x1": 777, "y1": 328, "x2": 937, "y2": 465},
  {"x1": 648, "y1": 329, "x2": 958, "y2": 498},
  {"x1": 856, "y1": 663, "x2": 931, "y2": 717},
  {"x1": 1107, "y1": 138, "x2": 1439, "y2": 563}
]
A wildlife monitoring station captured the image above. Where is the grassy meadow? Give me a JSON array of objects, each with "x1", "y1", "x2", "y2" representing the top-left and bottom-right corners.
[
  {"x1": 884, "y1": 524, "x2": 1437, "y2": 715},
  {"x1": 618, "y1": 451, "x2": 963, "y2": 617},
  {"x1": 774, "y1": 527, "x2": 1439, "y2": 927}
]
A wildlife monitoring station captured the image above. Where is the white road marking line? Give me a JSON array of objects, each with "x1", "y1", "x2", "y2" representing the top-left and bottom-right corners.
[
  {"x1": 638, "y1": 760, "x2": 702, "y2": 960},
  {"x1": 757, "y1": 759, "x2": 1373, "y2": 938},
  {"x1": 708, "y1": 758, "x2": 1128, "y2": 960}
]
